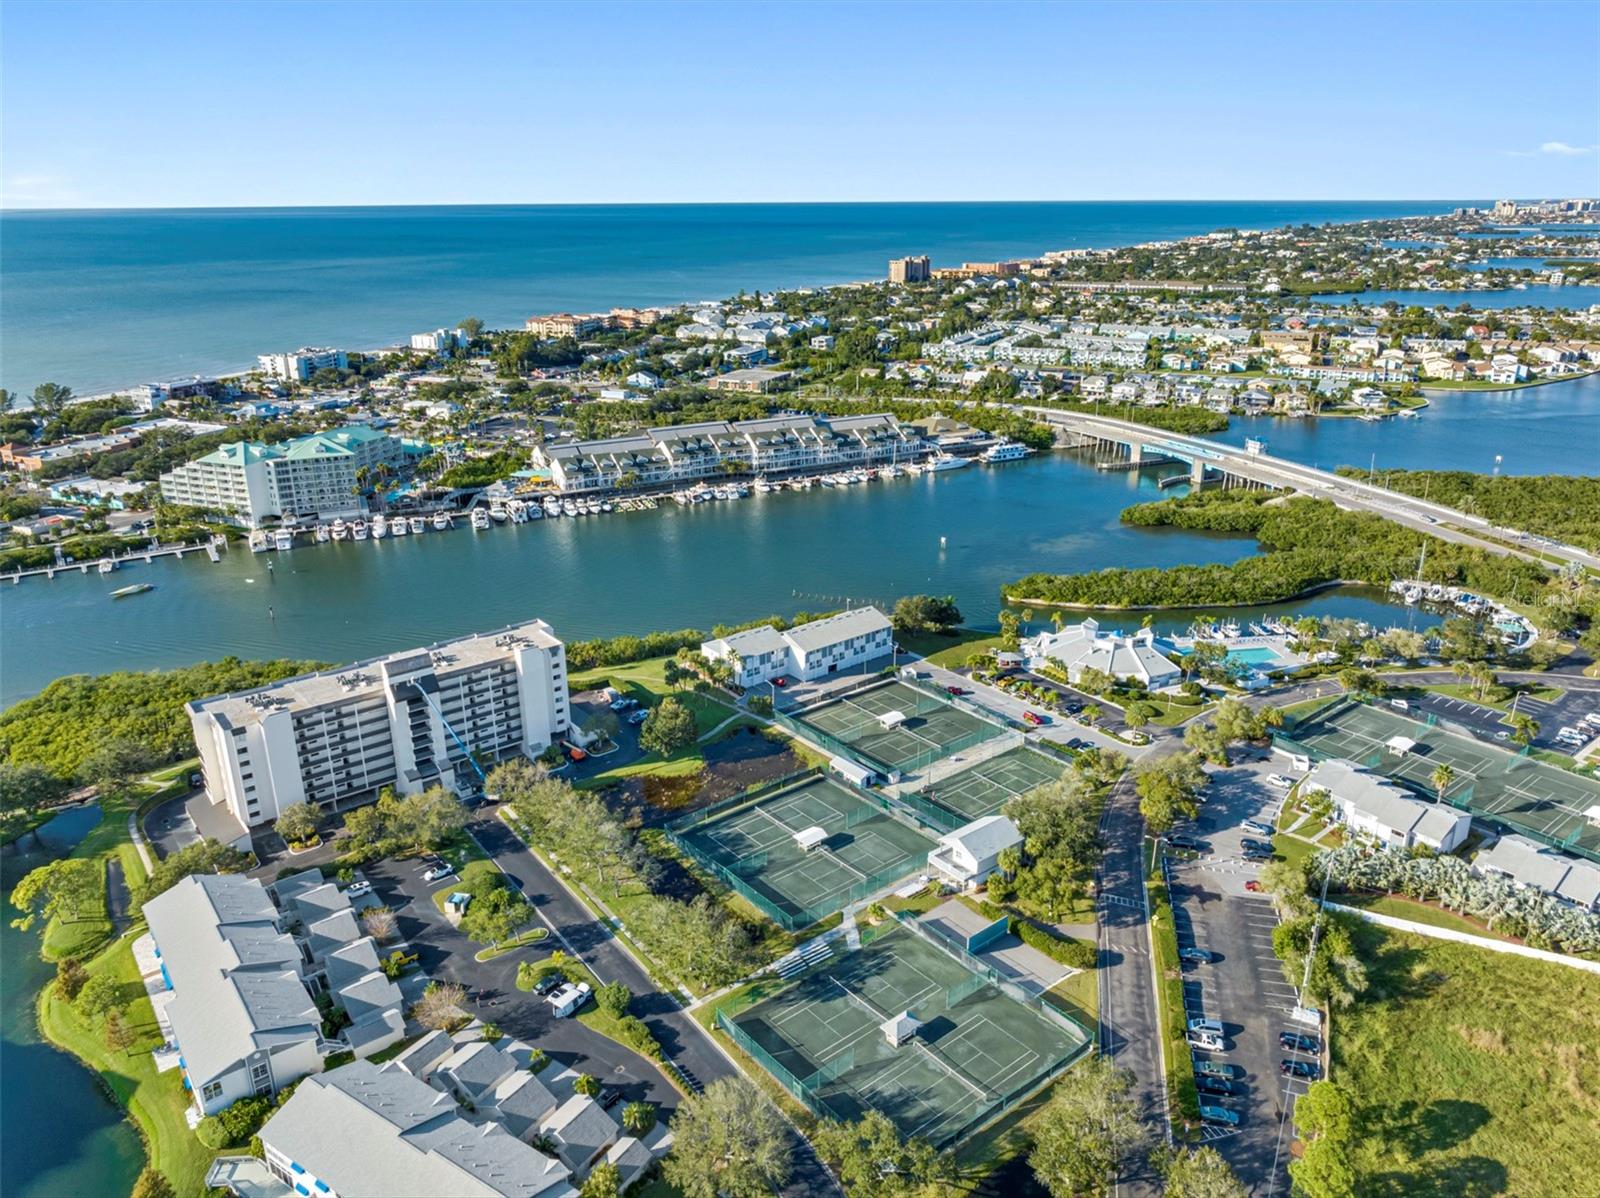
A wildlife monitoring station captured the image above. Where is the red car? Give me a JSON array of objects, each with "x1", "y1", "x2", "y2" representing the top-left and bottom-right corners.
[
  {"x1": 1023, "y1": 710, "x2": 1046, "y2": 726},
  {"x1": 1244, "y1": 880, "x2": 1262, "y2": 893},
  {"x1": 772, "y1": 677, "x2": 788, "y2": 688},
  {"x1": 946, "y1": 685, "x2": 969, "y2": 697}
]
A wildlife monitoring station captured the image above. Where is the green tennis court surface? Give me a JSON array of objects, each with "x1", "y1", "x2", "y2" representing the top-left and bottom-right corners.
[
  {"x1": 676, "y1": 775, "x2": 935, "y2": 928},
  {"x1": 790, "y1": 679, "x2": 1007, "y2": 774},
  {"x1": 917, "y1": 746, "x2": 1064, "y2": 822},
  {"x1": 1282, "y1": 698, "x2": 1600, "y2": 861},
  {"x1": 725, "y1": 925, "x2": 1090, "y2": 1148}
]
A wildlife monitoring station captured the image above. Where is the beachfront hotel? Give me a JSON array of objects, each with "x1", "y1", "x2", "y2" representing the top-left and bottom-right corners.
[
  {"x1": 532, "y1": 412, "x2": 915, "y2": 494},
  {"x1": 187, "y1": 619, "x2": 569, "y2": 831},
  {"x1": 158, "y1": 424, "x2": 406, "y2": 527}
]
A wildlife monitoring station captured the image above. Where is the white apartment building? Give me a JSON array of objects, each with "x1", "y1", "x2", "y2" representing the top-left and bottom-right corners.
[
  {"x1": 532, "y1": 413, "x2": 915, "y2": 494},
  {"x1": 159, "y1": 425, "x2": 405, "y2": 527},
  {"x1": 1303, "y1": 759, "x2": 1471, "y2": 853},
  {"x1": 701, "y1": 607, "x2": 895, "y2": 687},
  {"x1": 188, "y1": 619, "x2": 569, "y2": 829},
  {"x1": 410, "y1": 327, "x2": 467, "y2": 353},
  {"x1": 257, "y1": 347, "x2": 349, "y2": 381}
]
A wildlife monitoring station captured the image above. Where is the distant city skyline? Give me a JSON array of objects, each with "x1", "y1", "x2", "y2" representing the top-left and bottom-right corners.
[{"x1": 3, "y1": 0, "x2": 1598, "y2": 209}]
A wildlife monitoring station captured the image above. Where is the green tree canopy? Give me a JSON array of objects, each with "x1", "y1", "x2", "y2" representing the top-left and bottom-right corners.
[
  {"x1": 639, "y1": 698, "x2": 697, "y2": 756},
  {"x1": 662, "y1": 1078, "x2": 790, "y2": 1198}
]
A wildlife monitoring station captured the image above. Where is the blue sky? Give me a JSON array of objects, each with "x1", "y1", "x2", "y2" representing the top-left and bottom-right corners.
[{"x1": 3, "y1": 0, "x2": 1598, "y2": 208}]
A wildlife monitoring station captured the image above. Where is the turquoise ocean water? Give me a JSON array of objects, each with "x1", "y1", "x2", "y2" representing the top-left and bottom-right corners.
[{"x1": 1, "y1": 201, "x2": 1467, "y2": 396}]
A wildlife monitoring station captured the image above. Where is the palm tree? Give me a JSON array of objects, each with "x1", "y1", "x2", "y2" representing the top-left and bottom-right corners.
[{"x1": 1430, "y1": 763, "x2": 1455, "y2": 802}]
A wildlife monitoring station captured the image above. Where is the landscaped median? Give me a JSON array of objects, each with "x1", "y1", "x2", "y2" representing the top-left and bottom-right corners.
[{"x1": 1144, "y1": 846, "x2": 1202, "y2": 1137}]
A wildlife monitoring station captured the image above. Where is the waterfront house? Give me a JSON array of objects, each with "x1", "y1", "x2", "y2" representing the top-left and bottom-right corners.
[
  {"x1": 1021, "y1": 619, "x2": 1181, "y2": 690},
  {"x1": 1302, "y1": 760, "x2": 1470, "y2": 853},
  {"x1": 702, "y1": 606, "x2": 895, "y2": 687},
  {"x1": 140, "y1": 874, "x2": 330, "y2": 1117},
  {"x1": 927, "y1": 815, "x2": 1023, "y2": 888}
]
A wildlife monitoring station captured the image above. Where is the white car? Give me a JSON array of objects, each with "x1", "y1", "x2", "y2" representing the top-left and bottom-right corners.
[
  {"x1": 1187, "y1": 1030, "x2": 1224, "y2": 1051},
  {"x1": 344, "y1": 880, "x2": 372, "y2": 898},
  {"x1": 1187, "y1": 1017, "x2": 1224, "y2": 1037},
  {"x1": 423, "y1": 863, "x2": 456, "y2": 883},
  {"x1": 1266, "y1": 774, "x2": 1294, "y2": 789}
]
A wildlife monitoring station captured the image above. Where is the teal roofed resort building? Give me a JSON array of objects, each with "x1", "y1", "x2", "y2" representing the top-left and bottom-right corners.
[{"x1": 158, "y1": 424, "x2": 406, "y2": 526}]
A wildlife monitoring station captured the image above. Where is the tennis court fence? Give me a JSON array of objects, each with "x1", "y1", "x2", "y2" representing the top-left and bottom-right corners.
[
  {"x1": 892, "y1": 911, "x2": 1095, "y2": 1046},
  {"x1": 664, "y1": 767, "x2": 823, "y2": 834},
  {"x1": 716, "y1": 1010, "x2": 844, "y2": 1119}
]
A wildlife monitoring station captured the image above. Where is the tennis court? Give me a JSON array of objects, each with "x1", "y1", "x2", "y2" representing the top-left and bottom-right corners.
[
  {"x1": 724, "y1": 925, "x2": 1091, "y2": 1148},
  {"x1": 917, "y1": 747, "x2": 1064, "y2": 822},
  {"x1": 676, "y1": 775, "x2": 936, "y2": 929},
  {"x1": 788, "y1": 679, "x2": 1008, "y2": 774},
  {"x1": 1283, "y1": 698, "x2": 1600, "y2": 861}
]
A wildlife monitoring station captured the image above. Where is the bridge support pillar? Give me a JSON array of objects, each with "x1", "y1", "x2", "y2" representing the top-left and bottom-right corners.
[
  {"x1": 1128, "y1": 441, "x2": 1143, "y2": 464},
  {"x1": 1191, "y1": 458, "x2": 1206, "y2": 486}
]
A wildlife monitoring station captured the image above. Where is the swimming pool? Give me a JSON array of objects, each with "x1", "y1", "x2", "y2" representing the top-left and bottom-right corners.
[{"x1": 1227, "y1": 646, "x2": 1287, "y2": 667}]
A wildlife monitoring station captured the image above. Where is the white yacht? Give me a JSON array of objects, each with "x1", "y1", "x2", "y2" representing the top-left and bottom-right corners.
[
  {"x1": 982, "y1": 440, "x2": 1033, "y2": 464},
  {"x1": 925, "y1": 452, "x2": 972, "y2": 472},
  {"x1": 98, "y1": 559, "x2": 117, "y2": 575},
  {"x1": 330, "y1": 520, "x2": 348, "y2": 542},
  {"x1": 273, "y1": 529, "x2": 295, "y2": 551},
  {"x1": 562, "y1": 499, "x2": 579, "y2": 517},
  {"x1": 371, "y1": 515, "x2": 388, "y2": 539},
  {"x1": 489, "y1": 501, "x2": 508, "y2": 523},
  {"x1": 432, "y1": 511, "x2": 451, "y2": 530},
  {"x1": 600, "y1": 500, "x2": 613, "y2": 513},
  {"x1": 543, "y1": 496, "x2": 562, "y2": 517},
  {"x1": 507, "y1": 500, "x2": 526, "y2": 523},
  {"x1": 351, "y1": 519, "x2": 368, "y2": 541},
  {"x1": 470, "y1": 508, "x2": 490, "y2": 531},
  {"x1": 252, "y1": 529, "x2": 274, "y2": 551},
  {"x1": 390, "y1": 517, "x2": 408, "y2": 536},
  {"x1": 314, "y1": 524, "x2": 330, "y2": 543},
  {"x1": 409, "y1": 516, "x2": 426, "y2": 535}
]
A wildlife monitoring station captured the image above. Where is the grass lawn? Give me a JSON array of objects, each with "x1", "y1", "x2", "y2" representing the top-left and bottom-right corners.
[
  {"x1": 1143, "y1": 697, "x2": 1212, "y2": 728},
  {"x1": 38, "y1": 934, "x2": 219, "y2": 1196},
  {"x1": 898, "y1": 627, "x2": 1006, "y2": 668},
  {"x1": 1335, "y1": 892, "x2": 1519, "y2": 941},
  {"x1": 1145, "y1": 851, "x2": 1201, "y2": 1137},
  {"x1": 472, "y1": 925, "x2": 549, "y2": 962},
  {"x1": 1271, "y1": 832, "x2": 1320, "y2": 870},
  {"x1": 1333, "y1": 922, "x2": 1600, "y2": 1197},
  {"x1": 430, "y1": 856, "x2": 499, "y2": 914},
  {"x1": 1047, "y1": 967, "x2": 1098, "y2": 1035}
]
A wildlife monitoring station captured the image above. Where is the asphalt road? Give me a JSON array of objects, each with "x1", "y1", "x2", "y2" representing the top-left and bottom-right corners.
[
  {"x1": 1094, "y1": 772, "x2": 1166, "y2": 1196},
  {"x1": 467, "y1": 810, "x2": 842, "y2": 1198}
]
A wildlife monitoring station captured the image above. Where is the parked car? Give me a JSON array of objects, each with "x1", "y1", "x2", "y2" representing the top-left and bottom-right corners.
[
  {"x1": 344, "y1": 880, "x2": 372, "y2": 898},
  {"x1": 627, "y1": 709, "x2": 649, "y2": 725},
  {"x1": 1187, "y1": 1030, "x2": 1224, "y2": 1051},
  {"x1": 1240, "y1": 838, "x2": 1273, "y2": 854},
  {"x1": 1266, "y1": 774, "x2": 1294, "y2": 788},
  {"x1": 1243, "y1": 820, "x2": 1275, "y2": 837},
  {"x1": 1279, "y1": 1031, "x2": 1319, "y2": 1053},
  {"x1": 1179, "y1": 947, "x2": 1214, "y2": 964},
  {"x1": 599, "y1": 1087, "x2": 624, "y2": 1110},
  {"x1": 1281, "y1": 1059, "x2": 1321, "y2": 1080},
  {"x1": 772, "y1": 677, "x2": 789, "y2": 688},
  {"x1": 1244, "y1": 880, "x2": 1263, "y2": 892},
  {"x1": 946, "y1": 685, "x2": 970, "y2": 697},
  {"x1": 1196, "y1": 1076, "x2": 1235, "y2": 1096},
  {"x1": 1023, "y1": 710, "x2": 1047, "y2": 726},
  {"x1": 1187, "y1": 1017, "x2": 1224, "y2": 1037},
  {"x1": 1194, "y1": 1060, "x2": 1240, "y2": 1079},
  {"x1": 1200, "y1": 1104, "x2": 1240, "y2": 1127},
  {"x1": 608, "y1": 697, "x2": 638, "y2": 712},
  {"x1": 533, "y1": 974, "x2": 564, "y2": 997},
  {"x1": 1169, "y1": 835, "x2": 1206, "y2": 851},
  {"x1": 423, "y1": 863, "x2": 456, "y2": 883}
]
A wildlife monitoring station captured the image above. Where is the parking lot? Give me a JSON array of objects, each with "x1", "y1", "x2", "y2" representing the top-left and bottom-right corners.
[
  {"x1": 1403, "y1": 687, "x2": 1600, "y2": 754},
  {"x1": 359, "y1": 851, "x2": 682, "y2": 1114},
  {"x1": 1162, "y1": 755, "x2": 1317, "y2": 1193}
]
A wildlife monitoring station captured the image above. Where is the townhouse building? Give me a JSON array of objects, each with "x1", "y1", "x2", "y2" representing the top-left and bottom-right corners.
[{"x1": 701, "y1": 606, "x2": 895, "y2": 687}]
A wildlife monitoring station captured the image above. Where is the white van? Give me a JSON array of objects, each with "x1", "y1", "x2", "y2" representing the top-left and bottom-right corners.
[{"x1": 1187, "y1": 1017, "x2": 1225, "y2": 1037}]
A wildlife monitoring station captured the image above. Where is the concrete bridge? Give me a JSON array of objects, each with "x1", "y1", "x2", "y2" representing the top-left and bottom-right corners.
[{"x1": 1017, "y1": 406, "x2": 1600, "y2": 573}]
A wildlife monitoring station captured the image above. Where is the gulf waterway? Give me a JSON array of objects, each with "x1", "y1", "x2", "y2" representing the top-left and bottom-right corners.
[{"x1": 12, "y1": 372, "x2": 1599, "y2": 705}]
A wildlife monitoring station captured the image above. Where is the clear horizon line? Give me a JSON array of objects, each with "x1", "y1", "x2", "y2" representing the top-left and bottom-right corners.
[{"x1": 0, "y1": 197, "x2": 1498, "y2": 215}]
